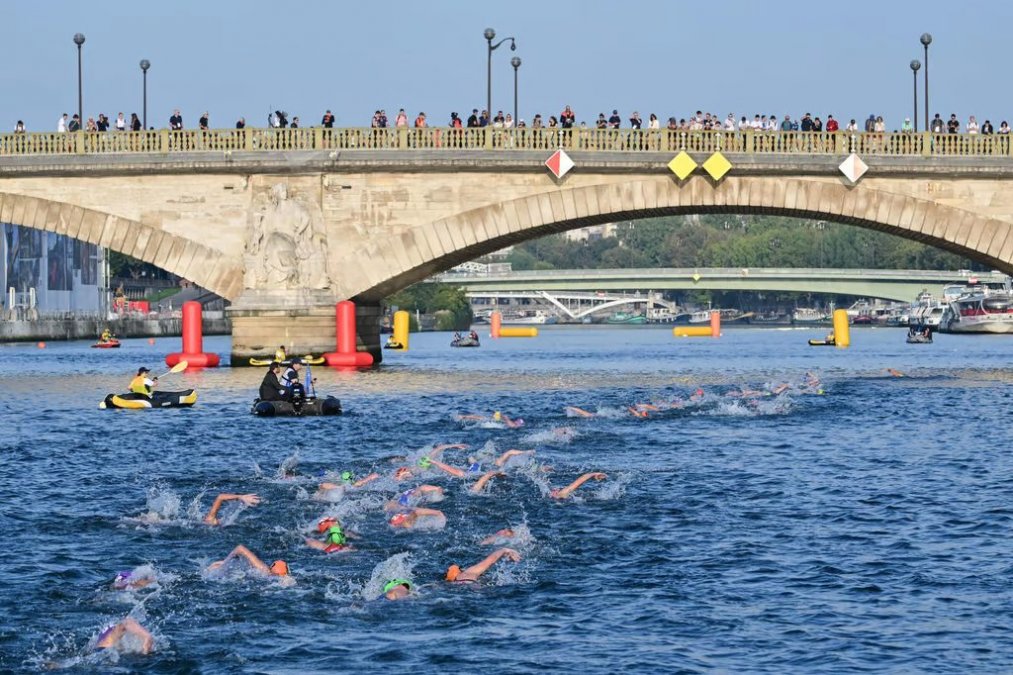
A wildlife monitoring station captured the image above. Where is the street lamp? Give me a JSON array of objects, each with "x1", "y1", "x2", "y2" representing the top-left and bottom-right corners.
[
  {"x1": 920, "y1": 33, "x2": 932, "y2": 131},
  {"x1": 510, "y1": 56, "x2": 521, "y2": 125},
  {"x1": 484, "y1": 28, "x2": 515, "y2": 124},
  {"x1": 140, "y1": 59, "x2": 150, "y2": 128},
  {"x1": 73, "y1": 33, "x2": 85, "y2": 131},
  {"x1": 910, "y1": 59, "x2": 921, "y2": 132}
]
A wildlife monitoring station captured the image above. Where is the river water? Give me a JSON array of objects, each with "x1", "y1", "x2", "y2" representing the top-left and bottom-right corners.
[{"x1": 0, "y1": 327, "x2": 1010, "y2": 673}]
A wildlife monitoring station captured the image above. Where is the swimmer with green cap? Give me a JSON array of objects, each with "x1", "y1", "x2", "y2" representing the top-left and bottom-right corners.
[
  {"x1": 383, "y1": 578, "x2": 413, "y2": 600},
  {"x1": 305, "y1": 516, "x2": 355, "y2": 553},
  {"x1": 314, "y1": 472, "x2": 380, "y2": 500}
]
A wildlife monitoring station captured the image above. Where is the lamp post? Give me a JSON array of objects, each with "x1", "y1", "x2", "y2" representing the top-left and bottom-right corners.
[
  {"x1": 484, "y1": 28, "x2": 515, "y2": 123},
  {"x1": 920, "y1": 33, "x2": 932, "y2": 131},
  {"x1": 73, "y1": 33, "x2": 85, "y2": 130},
  {"x1": 510, "y1": 56, "x2": 521, "y2": 125},
  {"x1": 910, "y1": 60, "x2": 921, "y2": 132},
  {"x1": 140, "y1": 59, "x2": 150, "y2": 129}
]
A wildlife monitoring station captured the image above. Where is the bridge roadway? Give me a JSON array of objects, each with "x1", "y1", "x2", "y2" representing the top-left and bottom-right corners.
[
  {"x1": 434, "y1": 268, "x2": 991, "y2": 302},
  {"x1": 3, "y1": 127, "x2": 1013, "y2": 363}
]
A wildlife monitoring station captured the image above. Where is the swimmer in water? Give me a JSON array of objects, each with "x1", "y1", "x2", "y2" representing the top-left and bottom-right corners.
[
  {"x1": 382, "y1": 578, "x2": 413, "y2": 601},
  {"x1": 111, "y1": 568, "x2": 156, "y2": 591},
  {"x1": 388, "y1": 507, "x2": 447, "y2": 530},
  {"x1": 445, "y1": 547, "x2": 521, "y2": 583},
  {"x1": 94, "y1": 617, "x2": 154, "y2": 654},
  {"x1": 469, "y1": 470, "x2": 506, "y2": 494},
  {"x1": 315, "y1": 471, "x2": 381, "y2": 499},
  {"x1": 564, "y1": 406, "x2": 596, "y2": 418},
  {"x1": 423, "y1": 456, "x2": 483, "y2": 478},
  {"x1": 384, "y1": 485, "x2": 444, "y2": 511},
  {"x1": 305, "y1": 517, "x2": 354, "y2": 553},
  {"x1": 480, "y1": 528, "x2": 516, "y2": 545},
  {"x1": 886, "y1": 368, "x2": 905, "y2": 377},
  {"x1": 208, "y1": 544, "x2": 292, "y2": 582},
  {"x1": 203, "y1": 493, "x2": 261, "y2": 526},
  {"x1": 550, "y1": 472, "x2": 607, "y2": 499},
  {"x1": 494, "y1": 449, "x2": 535, "y2": 467},
  {"x1": 628, "y1": 405, "x2": 651, "y2": 418},
  {"x1": 494, "y1": 411, "x2": 524, "y2": 428}
]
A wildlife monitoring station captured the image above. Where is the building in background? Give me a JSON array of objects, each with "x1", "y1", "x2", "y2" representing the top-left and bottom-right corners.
[
  {"x1": 1, "y1": 223, "x2": 105, "y2": 314},
  {"x1": 563, "y1": 223, "x2": 619, "y2": 242}
]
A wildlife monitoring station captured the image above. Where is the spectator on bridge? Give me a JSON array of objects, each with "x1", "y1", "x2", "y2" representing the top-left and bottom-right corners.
[
  {"x1": 199, "y1": 112, "x2": 209, "y2": 130},
  {"x1": 874, "y1": 116, "x2": 885, "y2": 133},
  {"x1": 96, "y1": 114, "x2": 108, "y2": 132},
  {"x1": 14, "y1": 120, "x2": 25, "y2": 133},
  {"x1": 115, "y1": 113, "x2": 126, "y2": 131},
  {"x1": 547, "y1": 116, "x2": 558, "y2": 128},
  {"x1": 967, "y1": 116, "x2": 980, "y2": 134},
  {"x1": 415, "y1": 112, "x2": 427, "y2": 127},
  {"x1": 466, "y1": 109, "x2": 479, "y2": 127},
  {"x1": 846, "y1": 119, "x2": 858, "y2": 131},
  {"x1": 931, "y1": 113, "x2": 944, "y2": 133},
  {"x1": 780, "y1": 115, "x2": 792, "y2": 131},
  {"x1": 648, "y1": 113, "x2": 659, "y2": 130},
  {"x1": 560, "y1": 105, "x2": 575, "y2": 128},
  {"x1": 947, "y1": 114, "x2": 960, "y2": 133},
  {"x1": 86, "y1": 117, "x2": 98, "y2": 132},
  {"x1": 516, "y1": 118, "x2": 526, "y2": 128},
  {"x1": 57, "y1": 113, "x2": 68, "y2": 132},
  {"x1": 130, "y1": 113, "x2": 141, "y2": 132},
  {"x1": 982, "y1": 119, "x2": 994, "y2": 134},
  {"x1": 864, "y1": 114, "x2": 876, "y2": 132},
  {"x1": 68, "y1": 114, "x2": 81, "y2": 132},
  {"x1": 395, "y1": 108, "x2": 408, "y2": 127},
  {"x1": 767, "y1": 115, "x2": 778, "y2": 132},
  {"x1": 235, "y1": 116, "x2": 245, "y2": 129},
  {"x1": 169, "y1": 109, "x2": 183, "y2": 130},
  {"x1": 812, "y1": 116, "x2": 823, "y2": 132},
  {"x1": 801, "y1": 113, "x2": 814, "y2": 132},
  {"x1": 449, "y1": 112, "x2": 462, "y2": 128},
  {"x1": 291, "y1": 116, "x2": 300, "y2": 129},
  {"x1": 532, "y1": 114, "x2": 543, "y2": 129},
  {"x1": 479, "y1": 110, "x2": 489, "y2": 127},
  {"x1": 629, "y1": 111, "x2": 642, "y2": 129},
  {"x1": 321, "y1": 110, "x2": 334, "y2": 128},
  {"x1": 608, "y1": 109, "x2": 621, "y2": 128},
  {"x1": 493, "y1": 111, "x2": 504, "y2": 128},
  {"x1": 901, "y1": 117, "x2": 914, "y2": 132},
  {"x1": 596, "y1": 113, "x2": 607, "y2": 129},
  {"x1": 826, "y1": 115, "x2": 839, "y2": 132}
]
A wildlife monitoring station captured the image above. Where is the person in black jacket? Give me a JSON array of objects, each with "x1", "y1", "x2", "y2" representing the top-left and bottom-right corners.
[{"x1": 259, "y1": 362, "x2": 286, "y2": 401}]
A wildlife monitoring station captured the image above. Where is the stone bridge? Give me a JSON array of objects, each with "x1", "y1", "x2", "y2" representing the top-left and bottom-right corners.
[{"x1": 1, "y1": 127, "x2": 1012, "y2": 363}]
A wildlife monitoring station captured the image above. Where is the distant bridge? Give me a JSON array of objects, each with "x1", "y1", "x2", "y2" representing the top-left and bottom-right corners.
[{"x1": 433, "y1": 268, "x2": 996, "y2": 302}]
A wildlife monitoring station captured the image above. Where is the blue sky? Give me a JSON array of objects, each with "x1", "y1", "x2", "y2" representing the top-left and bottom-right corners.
[{"x1": 5, "y1": 1, "x2": 1011, "y2": 132}]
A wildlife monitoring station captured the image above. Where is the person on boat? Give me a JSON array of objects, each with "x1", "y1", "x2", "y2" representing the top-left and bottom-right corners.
[
  {"x1": 382, "y1": 578, "x2": 413, "y2": 600},
  {"x1": 203, "y1": 493, "x2": 261, "y2": 526},
  {"x1": 128, "y1": 367, "x2": 157, "y2": 397},
  {"x1": 305, "y1": 516, "x2": 354, "y2": 553},
  {"x1": 453, "y1": 332, "x2": 462, "y2": 342},
  {"x1": 207, "y1": 544, "x2": 293, "y2": 584},
  {"x1": 388, "y1": 507, "x2": 447, "y2": 530},
  {"x1": 825, "y1": 332, "x2": 836, "y2": 345},
  {"x1": 259, "y1": 362, "x2": 287, "y2": 401},
  {"x1": 93, "y1": 617, "x2": 154, "y2": 654},
  {"x1": 280, "y1": 358, "x2": 303, "y2": 389},
  {"x1": 288, "y1": 372, "x2": 307, "y2": 404},
  {"x1": 385, "y1": 336, "x2": 402, "y2": 349},
  {"x1": 100, "y1": 328, "x2": 114, "y2": 342},
  {"x1": 274, "y1": 345, "x2": 287, "y2": 362},
  {"x1": 445, "y1": 547, "x2": 521, "y2": 583},
  {"x1": 469, "y1": 330, "x2": 479, "y2": 341},
  {"x1": 908, "y1": 325, "x2": 918, "y2": 338},
  {"x1": 550, "y1": 472, "x2": 607, "y2": 499}
]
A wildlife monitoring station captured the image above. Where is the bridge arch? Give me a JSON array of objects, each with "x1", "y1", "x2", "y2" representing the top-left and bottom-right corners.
[
  {"x1": 343, "y1": 175, "x2": 1013, "y2": 301},
  {"x1": 0, "y1": 192, "x2": 242, "y2": 300}
]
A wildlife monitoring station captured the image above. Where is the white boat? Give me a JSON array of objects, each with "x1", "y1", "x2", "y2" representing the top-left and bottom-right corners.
[
  {"x1": 792, "y1": 308, "x2": 830, "y2": 325},
  {"x1": 501, "y1": 310, "x2": 557, "y2": 325},
  {"x1": 939, "y1": 277, "x2": 1013, "y2": 334},
  {"x1": 909, "y1": 291, "x2": 946, "y2": 329}
]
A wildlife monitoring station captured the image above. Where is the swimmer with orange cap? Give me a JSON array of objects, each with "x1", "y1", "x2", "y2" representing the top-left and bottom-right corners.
[
  {"x1": 388, "y1": 507, "x2": 446, "y2": 530},
  {"x1": 305, "y1": 516, "x2": 355, "y2": 553},
  {"x1": 550, "y1": 472, "x2": 607, "y2": 499},
  {"x1": 203, "y1": 493, "x2": 261, "y2": 526},
  {"x1": 445, "y1": 547, "x2": 521, "y2": 583},
  {"x1": 207, "y1": 544, "x2": 292, "y2": 583}
]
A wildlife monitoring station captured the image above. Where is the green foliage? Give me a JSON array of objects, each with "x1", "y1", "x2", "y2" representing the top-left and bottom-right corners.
[{"x1": 505, "y1": 215, "x2": 978, "y2": 271}]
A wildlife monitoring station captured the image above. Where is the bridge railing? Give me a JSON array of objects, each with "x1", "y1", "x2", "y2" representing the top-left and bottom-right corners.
[{"x1": 2, "y1": 128, "x2": 1013, "y2": 158}]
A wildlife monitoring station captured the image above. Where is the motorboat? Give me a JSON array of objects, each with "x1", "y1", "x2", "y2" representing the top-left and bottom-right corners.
[
  {"x1": 451, "y1": 335, "x2": 480, "y2": 347},
  {"x1": 792, "y1": 308, "x2": 830, "y2": 325},
  {"x1": 252, "y1": 396, "x2": 343, "y2": 417},
  {"x1": 939, "y1": 278, "x2": 1013, "y2": 333},
  {"x1": 91, "y1": 339, "x2": 121, "y2": 349},
  {"x1": 606, "y1": 311, "x2": 647, "y2": 325},
  {"x1": 502, "y1": 310, "x2": 557, "y2": 325}
]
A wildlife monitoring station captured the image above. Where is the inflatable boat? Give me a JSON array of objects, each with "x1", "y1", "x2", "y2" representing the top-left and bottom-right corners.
[
  {"x1": 100, "y1": 389, "x2": 198, "y2": 409},
  {"x1": 451, "y1": 336, "x2": 480, "y2": 348},
  {"x1": 384, "y1": 340, "x2": 404, "y2": 350},
  {"x1": 251, "y1": 396, "x2": 343, "y2": 417},
  {"x1": 906, "y1": 333, "x2": 933, "y2": 344},
  {"x1": 91, "y1": 339, "x2": 121, "y2": 349},
  {"x1": 249, "y1": 355, "x2": 326, "y2": 367},
  {"x1": 807, "y1": 339, "x2": 836, "y2": 347}
]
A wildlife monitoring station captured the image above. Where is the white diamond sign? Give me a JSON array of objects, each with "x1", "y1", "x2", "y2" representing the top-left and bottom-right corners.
[
  {"x1": 545, "y1": 149, "x2": 574, "y2": 179},
  {"x1": 839, "y1": 153, "x2": 868, "y2": 183}
]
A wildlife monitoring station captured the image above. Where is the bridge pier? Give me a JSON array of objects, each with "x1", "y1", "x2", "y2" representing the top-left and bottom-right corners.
[{"x1": 227, "y1": 290, "x2": 382, "y2": 366}]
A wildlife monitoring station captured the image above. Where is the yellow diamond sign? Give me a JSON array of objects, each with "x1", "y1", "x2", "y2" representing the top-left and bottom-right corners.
[
  {"x1": 668, "y1": 151, "x2": 697, "y2": 180},
  {"x1": 703, "y1": 152, "x2": 732, "y2": 180}
]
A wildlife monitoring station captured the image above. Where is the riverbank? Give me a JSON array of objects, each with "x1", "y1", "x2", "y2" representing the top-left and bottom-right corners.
[{"x1": 0, "y1": 315, "x2": 230, "y2": 343}]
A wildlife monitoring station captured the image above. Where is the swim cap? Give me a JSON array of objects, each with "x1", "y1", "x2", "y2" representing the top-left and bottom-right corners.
[
  {"x1": 326, "y1": 525, "x2": 346, "y2": 545},
  {"x1": 493, "y1": 411, "x2": 502, "y2": 421},
  {"x1": 317, "y1": 517, "x2": 338, "y2": 533},
  {"x1": 417, "y1": 456, "x2": 432, "y2": 469},
  {"x1": 340, "y1": 471, "x2": 354, "y2": 483},
  {"x1": 390, "y1": 513, "x2": 409, "y2": 527},
  {"x1": 383, "y1": 578, "x2": 412, "y2": 593},
  {"x1": 445, "y1": 564, "x2": 461, "y2": 581},
  {"x1": 270, "y1": 560, "x2": 289, "y2": 576},
  {"x1": 112, "y1": 571, "x2": 133, "y2": 589}
]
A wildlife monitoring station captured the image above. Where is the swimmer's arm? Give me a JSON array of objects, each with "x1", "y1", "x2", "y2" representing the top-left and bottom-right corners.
[
  {"x1": 470, "y1": 471, "x2": 505, "y2": 493},
  {"x1": 304, "y1": 538, "x2": 329, "y2": 551},
  {"x1": 352, "y1": 473, "x2": 380, "y2": 488},
  {"x1": 121, "y1": 617, "x2": 154, "y2": 654},
  {"x1": 412, "y1": 507, "x2": 445, "y2": 518},
  {"x1": 460, "y1": 547, "x2": 521, "y2": 579},
  {"x1": 428, "y1": 458, "x2": 467, "y2": 478},
  {"x1": 416, "y1": 484, "x2": 444, "y2": 495},
  {"x1": 479, "y1": 528, "x2": 514, "y2": 545},
  {"x1": 317, "y1": 482, "x2": 340, "y2": 492},
  {"x1": 204, "y1": 493, "x2": 260, "y2": 525},
  {"x1": 428, "y1": 443, "x2": 469, "y2": 458},
  {"x1": 494, "y1": 449, "x2": 534, "y2": 467},
  {"x1": 557, "y1": 472, "x2": 607, "y2": 498},
  {"x1": 215, "y1": 544, "x2": 271, "y2": 574},
  {"x1": 565, "y1": 406, "x2": 595, "y2": 417}
]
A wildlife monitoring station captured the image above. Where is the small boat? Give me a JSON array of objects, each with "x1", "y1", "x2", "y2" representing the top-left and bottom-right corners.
[
  {"x1": 807, "y1": 339, "x2": 836, "y2": 347},
  {"x1": 606, "y1": 311, "x2": 647, "y2": 325},
  {"x1": 251, "y1": 396, "x2": 343, "y2": 417},
  {"x1": 100, "y1": 389, "x2": 197, "y2": 409},
  {"x1": 451, "y1": 336, "x2": 480, "y2": 347},
  {"x1": 249, "y1": 355, "x2": 326, "y2": 366},
  {"x1": 906, "y1": 334, "x2": 933, "y2": 344},
  {"x1": 384, "y1": 339, "x2": 405, "y2": 350},
  {"x1": 91, "y1": 339, "x2": 121, "y2": 349}
]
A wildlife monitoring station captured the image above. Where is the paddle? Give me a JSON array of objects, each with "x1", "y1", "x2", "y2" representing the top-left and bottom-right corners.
[{"x1": 155, "y1": 361, "x2": 189, "y2": 378}]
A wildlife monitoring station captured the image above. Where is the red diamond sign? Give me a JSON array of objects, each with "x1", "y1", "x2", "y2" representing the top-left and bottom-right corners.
[{"x1": 545, "y1": 149, "x2": 574, "y2": 179}]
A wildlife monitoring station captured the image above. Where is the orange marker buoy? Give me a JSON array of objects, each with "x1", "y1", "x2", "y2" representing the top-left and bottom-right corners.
[
  {"x1": 37, "y1": 341, "x2": 46, "y2": 349},
  {"x1": 148, "y1": 338, "x2": 156, "y2": 345}
]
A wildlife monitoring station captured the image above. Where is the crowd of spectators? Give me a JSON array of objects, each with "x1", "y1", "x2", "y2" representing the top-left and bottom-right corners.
[{"x1": 7, "y1": 106, "x2": 1012, "y2": 136}]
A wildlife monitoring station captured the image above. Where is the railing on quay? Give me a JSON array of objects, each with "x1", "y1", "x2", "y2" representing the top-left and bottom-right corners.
[
  {"x1": 2, "y1": 127, "x2": 1013, "y2": 158},
  {"x1": 436, "y1": 267, "x2": 990, "y2": 282}
]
